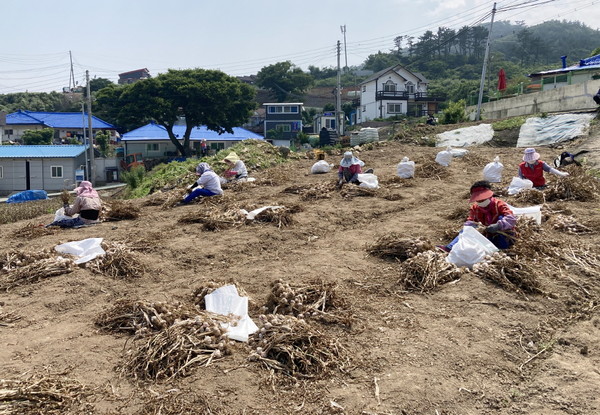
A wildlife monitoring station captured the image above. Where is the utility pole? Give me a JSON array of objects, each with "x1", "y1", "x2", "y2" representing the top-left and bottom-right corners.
[
  {"x1": 69, "y1": 51, "x2": 76, "y2": 92},
  {"x1": 340, "y1": 25, "x2": 348, "y2": 71},
  {"x1": 475, "y1": 2, "x2": 496, "y2": 121},
  {"x1": 86, "y1": 70, "x2": 95, "y2": 185},
  {"x1": 336, "y1": 40, "x2": 344, "y2": 137},
  {"x1": 81, "y1": 102, "x2": 89, "y2": 181}
]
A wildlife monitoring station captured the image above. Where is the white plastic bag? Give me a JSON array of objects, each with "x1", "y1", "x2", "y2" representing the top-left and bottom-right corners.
[
  {"x1": 53, "y1": 207, "x2": 73, "y2": 222},
  {"x1": 240, "y1": 205, "x2": 284, "y2": 220},
  {"x1": 311, "y1": 160, "x2": 332, "y2": 174},
  {"x1": 483, "y1": 156, "x2": 504, "y2": 183},
  {"x1": 450, "y1": 148, "x2": 469, "y2": 158},
  {"x1": 54, "y1": 237, "x2": 105, "y2": 264},
  {"x1": 435, "y1": 146, "x2": 453, "y2": 166},
  {"x1": 507, "y1": 177, "x2": 533, "y2": 195},
  {"x1": 396, "y1": 157, "x2": 415, "y2": 178},
  {"x1": 357, "y1": 173, "x2": 379, "y2": 189},
  {"x1": 447, "y1": 226, "x2": 499, "y2": 268},
  {"x1": 204, "y1": 285, "x2": 258, "y2": 342},
  {"x1": 506, "y1": 204, "x2": 542, "y2": 224}
]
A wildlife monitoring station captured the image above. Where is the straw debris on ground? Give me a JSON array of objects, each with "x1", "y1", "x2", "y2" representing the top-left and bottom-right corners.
[
  {"x1": 544, "y1": 165, "x2": 599, "y2": 202},
  {"x1": 86, "y1": 241, "x2": 146, "y2": 279},
  {"x1": 0, "y1": 376, "x2": 86, "y2": 415},
  {"x1": 95, "y1": 299, "x2": 201, "y2": 335},
  {"x1": 177, "y1": 207, "x2": 244, "y2": 231},
  {"x1": 414, "y1": 158, "x2": 448, "y2": 179},
  {"x1": 249, "y1": 314, "x2": 348, "y2": 379},
  {"x1": 12, "y1": 223, "x2": 58, "y2": 239},
  {"x1": 367, "y1": 235, "x2": 433, "y2": 262},
  {"x1": 265, "y1": 279, "x2": 352, "y2": 326},
  {"x1": 0, "y1": 250, "x2": 74, "y2": 291},
  {"x1": 103, "y1": 200, "x2": 141, "y2": 221},
  {"x1": 548, "y1": 214, "x2": 593, "y2": 234},
  {"x1": 122, "y1": 390, "x2": 233, "y2": 415},
  {"x1": 123, "y1": 316, "x2": 232, "y2": 380},
  {"x1": 472, "y1": 252, "x2": 543, "y2": 294},
  {"x1": 398, "y1": 250, "x2": 464, "y2": 292}
]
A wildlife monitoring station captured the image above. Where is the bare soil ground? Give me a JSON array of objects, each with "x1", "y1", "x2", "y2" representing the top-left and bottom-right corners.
[{"x1": 1, "y1": 137, "x2": 600, "y2": 414}]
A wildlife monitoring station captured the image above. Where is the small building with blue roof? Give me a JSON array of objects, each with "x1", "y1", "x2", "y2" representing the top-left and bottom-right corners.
[
  {"x1": 2, "y1": 110, "x2": 117, "y2": 144},
  {"x1": 0, "y1": 145, "x2": 89, "y2": 195},
  {"x1": 528, "y1": 54, "x2": 600, "y2": 91},
  {"x1": 121, "y1": 122, "x2": 264, "y2": 159}
]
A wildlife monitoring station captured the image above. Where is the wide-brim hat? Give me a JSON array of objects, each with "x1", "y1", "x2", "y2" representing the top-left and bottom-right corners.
[
  {"x1": 523, "y1": 148, "x2": 540, "y2": 162},
  {"x1": 469, "y1": 186, "x2": 494, "y2": 202},
  {"x1": 222, "y1": 152, "x2": 240, "y2": 164}
]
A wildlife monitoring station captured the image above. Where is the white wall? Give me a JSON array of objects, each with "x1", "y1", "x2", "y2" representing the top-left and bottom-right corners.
[{"x1": 469, "y1": 79, "x2": 600, "y2": 120}]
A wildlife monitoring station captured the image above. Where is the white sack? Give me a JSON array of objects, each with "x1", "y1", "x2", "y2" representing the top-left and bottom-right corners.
[
  {"x1": 435, "y1": 147, "x2": 453, "y2": 167},
  {"x1": 447, "y1": 226, "x2": 499, "y2": 268},
  {"x1": 450, "y1": 148, "x2": 469, "y2": 158},
  {"x1": 357, "y1": 173, "x2": 379, "y2": 189},
  {"x1": 396, "y1": 157, "x2": 415, "y2": 179},
  {"x1": 507, "y1": 177, "x2": 533, "y2": 195},
  {"x1": 205, "y1": 285, "x2": 258, "y2": 342},
  {"x1": 483, "y1": 156, "x2": 504, "y2": 183},
  {"x1": 55, "y1": 237, "x2": 105, "y2": 264},
  {"x1": 240, "y1": 206, "x2": 284, "y2": 220},
  {"x1": 311, "y1": 160, "x2": 332, "y2": 174}
]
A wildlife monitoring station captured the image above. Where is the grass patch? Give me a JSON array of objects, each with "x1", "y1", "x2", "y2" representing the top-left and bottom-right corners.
[
  {"x1": 492, "y1": 116, "x2": 527, "y2": 131},
  {"x1": 126, "y1": 140, "x2": 300, "y2": 199}
]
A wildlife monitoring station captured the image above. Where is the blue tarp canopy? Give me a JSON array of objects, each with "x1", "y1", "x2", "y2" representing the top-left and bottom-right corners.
[{"x1": 6, "y1": 190, "x2": 48, "y2": 204}]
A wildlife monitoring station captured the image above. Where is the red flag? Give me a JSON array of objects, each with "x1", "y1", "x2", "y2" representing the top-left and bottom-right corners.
[{"x1": 498, "y1": 68, "x2": 507, "y2": 91}]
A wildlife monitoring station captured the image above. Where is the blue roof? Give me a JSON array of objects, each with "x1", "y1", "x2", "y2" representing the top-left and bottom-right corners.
[
  {"x1": 121, "y1": 123, "x2": 264, "y2": 141},
  {"x1": 0, "y1": 145, "x2": 89, "y2": 158},
  {"x1": 6, "y1": 110, "x2": 116, "y2": 129},
  {"x1": 529, "y1": 54, "x2": 600, "y2": 76}
]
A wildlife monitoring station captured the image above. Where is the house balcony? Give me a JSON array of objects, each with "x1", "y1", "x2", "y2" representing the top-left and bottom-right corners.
[{"x1": 376, "y1": 91, "x2": 445, "y2": 102}]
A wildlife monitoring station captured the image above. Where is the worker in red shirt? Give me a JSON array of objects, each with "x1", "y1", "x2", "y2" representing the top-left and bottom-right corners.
[
  {"x1": 437, "y1": 181, "x2": 517, "y2": 252},
  {"x1": 519, "y1": 148, "x2": 568, "y2": 188}
]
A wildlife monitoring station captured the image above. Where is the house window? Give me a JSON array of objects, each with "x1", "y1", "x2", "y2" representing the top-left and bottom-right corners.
[
  {"x1": 51, "y1": 166, "x2": 63, "y2": 178},
  {"x1": 4, "y1": 129, "x2": 13, "y2": 136},
  {"x1": 268, "y1": 106, "x2": 299, "y2": 114},
  {"x1": 210, "y1": 142, "x2": 225, "y2": 150},
  {"x1": 276, "y1": 124, "x2": 291, "y2": 132},
  {"x1": 268, "y1": 106, "x2": 281, "y2": 113},
  {"x1": 146, "y1": 143, "x2": 159, "y2": 152},
  {"x1": 387, "y1": 103, "x2": 402, "y2": 114},
  {"x1": 0, "y1": 166, "x2": 3, "y2": 179},
  {"x1": 406, "y1": 82, "x2": 415, "y2": 94},
  {"x1": 383, "y1": 80, "x2": 397, "y2": 92},
  {"x1": 362, "y1": 85, "x2": 366, "y2": 92}
]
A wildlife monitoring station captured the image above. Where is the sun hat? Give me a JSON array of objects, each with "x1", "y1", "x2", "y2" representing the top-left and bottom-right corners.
[
  {"x1": 222, "y1": 152, "x2": 240, "y2": 164},
  {"x1": 340, "y1": 151, "x2": 361, "y2": 168},
  {"x1": 523, "y1": 148, "x2": 540, "y2": 162},
  {"x1": 469, "y1": 181, "x2": 494, "y2": 202}
]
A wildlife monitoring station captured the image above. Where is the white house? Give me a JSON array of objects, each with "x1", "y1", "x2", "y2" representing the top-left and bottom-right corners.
[{"x1": 357, "y1": 65, "x2": 444, "y2": 123}]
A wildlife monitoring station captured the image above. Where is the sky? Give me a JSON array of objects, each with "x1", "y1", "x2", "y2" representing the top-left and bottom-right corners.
[{"x1": 1, "y1": 0, "x2": 599, "y2": 94}]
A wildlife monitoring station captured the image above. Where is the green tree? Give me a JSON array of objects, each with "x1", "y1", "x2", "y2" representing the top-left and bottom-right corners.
[
  {"x1": 111, "y1": 69, "x2": 256, "y2": 156},
  {"x1": 22, "y1": 128, "x2": 54, "y2": 145},
  {"x1": 441, "y1": 100, "x2": 467, "y2": 124},
  {"x1": 363, "y1": 52, "x2": 401, "y2": 72},
  {"x1": 95, "y1": 130, "x2": 111, "y2": 156},
  {"x1": 256, "y1": 61, "x2": 313, "y2": 102},
  {"x1": 84, "y1": 77, "x2": 115, "y2": 97}
]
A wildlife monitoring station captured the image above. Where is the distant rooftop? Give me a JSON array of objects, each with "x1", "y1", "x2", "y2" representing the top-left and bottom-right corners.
[
  {"x1": 0, "y1": 145, "x2": 89, "y2": 158},
  {"x1": 6, "y1": 110, "x2": 116, "y2": 129}
]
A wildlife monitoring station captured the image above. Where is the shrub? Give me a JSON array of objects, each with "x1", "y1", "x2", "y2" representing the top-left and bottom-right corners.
[
  {"x1": 121, "y1": 165, "x2": 146, "y2": 189},
  {"x1": 441, "y1": 100, "x2": 467, "y2": 124}
]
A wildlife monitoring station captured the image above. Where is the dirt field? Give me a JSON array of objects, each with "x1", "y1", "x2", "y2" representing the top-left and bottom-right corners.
[{"x1": 1, "y1": 135, "x2": 600, "y2": 414}]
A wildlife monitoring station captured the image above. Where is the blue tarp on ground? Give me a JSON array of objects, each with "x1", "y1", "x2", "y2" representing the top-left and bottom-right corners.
[{"x1": 6, "y1": 190, "x2": 48, "y2": 204}]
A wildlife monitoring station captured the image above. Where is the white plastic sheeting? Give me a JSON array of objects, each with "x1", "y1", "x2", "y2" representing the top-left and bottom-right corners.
[
  {"x1": 54, "y1": 237, "x2": 105, "y2": 264},
  {"x1": 240, "y1": 206, "x2": 284, "y2": 220},
  {"x1": 436, "y1": 124, "x2": 494, "y2": 147},
  {"x1": 204, "y1": 285, "x2": 258, "y2": 342},
  {"x1": 507, "y1": 204, "x2": 542, "y2": 225},
  {"x1": 357, "y1": 173, "x2": 379, "y2": 189},
  {"x1": 517, "y1": 113, "x2": 595, "y2": 148}
]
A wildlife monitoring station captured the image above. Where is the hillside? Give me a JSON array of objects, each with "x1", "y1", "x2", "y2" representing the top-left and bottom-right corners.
[{"x1": 1, "y1": 137, "x2": 600, "y2": 414}]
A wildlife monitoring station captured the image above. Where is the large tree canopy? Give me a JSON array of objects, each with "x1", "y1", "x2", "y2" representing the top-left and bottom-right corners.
[
  {"x1": 256, "y1": 61, "x2": 313, "y2": 102},
  {"x1": 97, "y1": 69, "x2": 256, "y2": 156}
]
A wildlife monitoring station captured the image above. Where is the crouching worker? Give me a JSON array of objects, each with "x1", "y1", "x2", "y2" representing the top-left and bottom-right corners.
[
  {"x1": 337, "y1": 151, "x2": 373, "y2": 187},
  {"x1": 179, "y1": 162, "x2": 223, "y2": 205},
  {"x1": 221, "y1": 152, "x2": 248, "y2": 184},
  {"x1": 437, "y1": 180, "x2": 517, "y2": 252},
  {"x1": 519, "y1": 147, "x2": 568, "y2": 189},
  {"x1": 48, "y1": 181, "x2": 102, "y2": 228}
]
